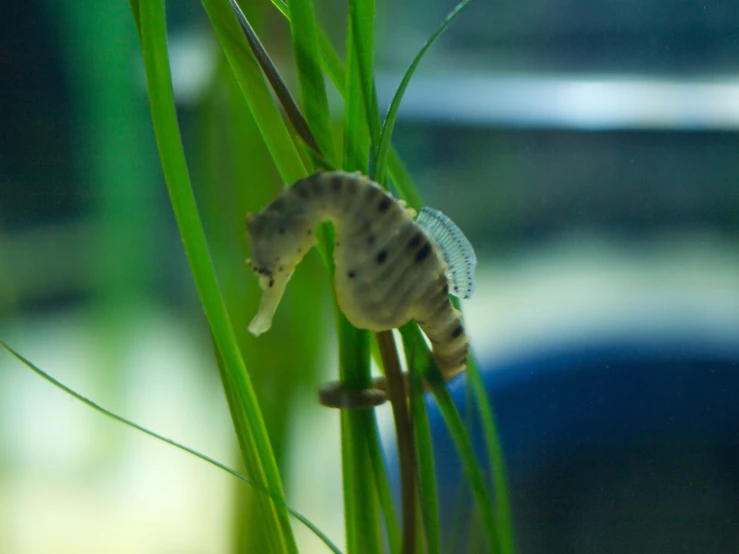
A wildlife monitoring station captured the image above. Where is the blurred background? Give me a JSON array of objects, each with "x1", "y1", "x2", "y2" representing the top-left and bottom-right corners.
[{"x1": 2, "y1": 0, "x2": 738, "y2": 553}]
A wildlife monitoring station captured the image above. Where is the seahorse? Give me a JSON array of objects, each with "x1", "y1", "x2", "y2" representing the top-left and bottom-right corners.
[{"x1": 245, "y1": 170, "x2": 476, "y2": 407}]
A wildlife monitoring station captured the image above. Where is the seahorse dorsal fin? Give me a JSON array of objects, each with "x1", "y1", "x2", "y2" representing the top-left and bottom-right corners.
[{"x1": 416, "y1": 207, "x2": 477, "y2": 299}]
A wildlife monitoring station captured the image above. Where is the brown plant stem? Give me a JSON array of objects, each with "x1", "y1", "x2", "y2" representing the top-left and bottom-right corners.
[
  {"x1": 227, "y1": 0, "x2": 327, "y2": 162},
  {"x1": 376, "y1": 330, "x2": 417, "y2": 554}
]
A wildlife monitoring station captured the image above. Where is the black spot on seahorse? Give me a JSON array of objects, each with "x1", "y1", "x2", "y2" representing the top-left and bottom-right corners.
[
  {"x1": 270, "y1": 197, "x2": 287, "y2": 212},
  {"x1": 408, "y1": 233, "x2": 423, "y2": 250},
  {"x1": 416, "y1": 242, "x2": 432, "y2": 262},
  {"x1": 376, "y1": 249, "x2": 388, "y2": 264},
  {"x1": 367, "y1": 235, "x2": 375, "y2": 245},
  {"x1": 443, "y1": 283, "x2": 449, "y2": 295},
  {"x1": 309, "y1": 176, "x2": 323, "y2": 195},
  {"x1": 452, "y1": 325, "x2": 464, "y2": 338},
  {"x1": 351, "y1": 218, "x2": 372, "y2": 239},
  {"x1": 278, "y1": 227, "x2": 286, "y2": 235},
  {"x1": 428, "y1": 296, "x2": 449, "y2": 320},
  {"x1": 345, "y1": 179, "x2": 358, "y2": 196},
  {"x1": 366, "y1": 185, "x2": 382, "y2": 202},
  {"x1": 293, "y1": 178, "x2": 312, "y2": 199},
  {"x1": 378, "y1": 196, "x2": 392, "y2": 212},
  {"x1": 348, "y1": 270, "x2": 356, "y2": 278},
  {"x1": 330, "y1": 175, "x2": 343, "y2": 193}
]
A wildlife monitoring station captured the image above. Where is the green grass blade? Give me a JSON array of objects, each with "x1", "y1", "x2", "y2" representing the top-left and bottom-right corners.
[
  {"x1": 348, "y1": 0, "x2": 381, "y2": 152},
  {"x1": 468, "y1": 356, "x2": 515, "y2": 553},
  {"x1": 0, "y1": 341, "x2": 343, "y2": 554},
  {"x1": 132, "y1": 2, "x2": 297, "y2": 552},
  {"x1": 266, "y1": 0, "x2": 418, "y2": 206},
  {"x1": 343, "y1": 22, "x2": 370, "y2": 173},
  {"x1": 374, "y1": 0, "x2": 476, "y2": 184},
  {"x1": 267, "y1": 0, "x2": 288, "y2": 16},
  {"x1": 337, "y1": 317, "x2": 384, "y2": 554},
  {"x1": 128, "y1": 0, "x2": 141, "y2": 40},
  {"x1": 426, "y1": 371, "x2": 500, "y2": 553},
  {"x1": 200, "y1": 0, "x2": 307, "y2": 183},
  {"x1": 226, "y1": 0, "x2": 330, "y2": 164},
  {"x1": 387, "y1": 150, "x2": 423, "y2": 211},
  {"x1": 366, "y1": 419, "x2": 402, "y2": 554},
  {"x1": 405, "y1": 332, "x2": 441, "y2": 554},
  {"x1": 448, "y1": 293, "x2": 515, "y2": 552},
  {"x1": 318, "y1": 29, "x2": 346, "y2": 93},
  {"x1": 287, "y1": 0, "x2": 336, "y2": 164},
  {"x1": 339, "y1": 2, "x2": 386, "y2": 552},
  {"x1": 400, "y1": 324, "x2": 502, "y2": 553}
]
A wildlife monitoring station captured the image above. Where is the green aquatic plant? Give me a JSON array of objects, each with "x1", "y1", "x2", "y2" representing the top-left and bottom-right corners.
[{"x1": 4, "y1": 0, "x2": 515, "y2": 552}]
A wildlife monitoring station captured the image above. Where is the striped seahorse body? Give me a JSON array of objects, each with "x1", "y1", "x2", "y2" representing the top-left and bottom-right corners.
[{"x1": 246, "y1": 170, "x2": 470, "y2": 385}]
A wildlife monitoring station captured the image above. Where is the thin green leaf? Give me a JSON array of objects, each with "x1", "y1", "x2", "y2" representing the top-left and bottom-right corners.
[
  {"x1": 318, "y1": 29, "x2": 346, "y2": 93},
  {"x1": 426, "y1": 370, "x2": 500, "y2": 553},
  {"x1": 337, "y1": 318, "x2": 384, "y2": 554},
  {"x1": 268, "y1": 0, "x2": 288, "y2": 17},
  {"x1": 226, "y1": 0, "x2": 331, "y2": 165},
  {"x1": 266, "y1": 0, "x2": 418, "y2": 206},
  {"x1": 405, "y1": 327, "x2": 441, "y2": 554},
  {"x1": 387, "y1": 150, "x2": 423, "y2": 211},
  {"x1": 343, "y1": 22, "x2": 370, "y2": 173},
  {"x1": 0, "y1": 341, "x2": 343, "y2": 554},
  {"x1": 348, "y1": 0, "x2": 381, "y2": 153},
  {"x1": 200, "y1": 0, "x2": 307, "y2": 183},
  {"x1": 400, "y1": 324, "x2": 501, "y2": 553},
  {"x1": 287, "y1": 0, "x2": 336, "y2": 164},
  {"x1": 133, "y1": 1, "x2": 297, "y2": 552},
  {"x1": 365, "y1": 418, "x2": 402, "y2": 554},
  {"x1": 374, "y1": 0, "x2": 476, "y2": 184},
  {"x1": 448, "y1": 292, "x2": 514, "y2": 552},
  {"x1": 128, "y1": 0, "x2": 142, "y2": 40},
  {"x1": 338, "y1": 3, "x2": 386, "y2": 552},
  {"x1": 468, "y1": 357, "x2": 515, "y2": 553},
  {"x1": 448, "y1": 481, "x2": 472, "y2": 553}
]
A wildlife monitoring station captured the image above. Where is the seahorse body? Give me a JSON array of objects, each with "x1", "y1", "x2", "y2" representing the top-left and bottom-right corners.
[{"x1": 245, "y1": 170, "x2": 470, "y2": 385}]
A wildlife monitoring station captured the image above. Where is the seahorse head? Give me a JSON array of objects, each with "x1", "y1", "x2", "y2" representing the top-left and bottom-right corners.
[{"x1": 245, "y1": 208, "x2": 316, "y2": 336}]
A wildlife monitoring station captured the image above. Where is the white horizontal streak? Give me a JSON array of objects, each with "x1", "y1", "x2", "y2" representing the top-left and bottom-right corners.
[{"x1": 377, "y1": 72, "x2": 739, "y2": 130}]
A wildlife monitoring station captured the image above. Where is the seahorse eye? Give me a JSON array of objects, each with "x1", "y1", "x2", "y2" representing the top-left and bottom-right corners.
[{"x1": 245, "y1": 213, "x2": 257, "y2": 232}]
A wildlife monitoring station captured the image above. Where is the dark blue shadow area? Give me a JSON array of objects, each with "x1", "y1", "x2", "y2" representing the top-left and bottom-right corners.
[{"x1": 419, "y1": 336, "x2": 739, "y2": 553}]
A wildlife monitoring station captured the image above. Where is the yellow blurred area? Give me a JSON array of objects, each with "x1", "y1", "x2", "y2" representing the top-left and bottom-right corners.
[{"x1": 0, "y1": 306, "x2": 351, "y2": 554}]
